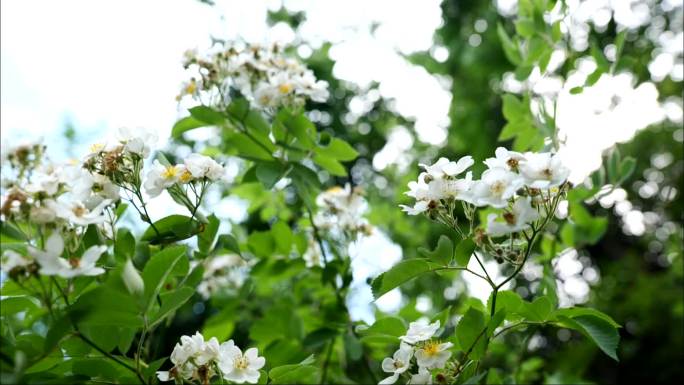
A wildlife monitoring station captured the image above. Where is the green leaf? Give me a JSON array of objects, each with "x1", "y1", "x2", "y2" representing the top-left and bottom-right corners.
[
  {"x1": 216, "y1": 234, "x2": 242, "y2": 256},
  {"x1": 344, "y1": 332, "x2": 363, "y2": 361},
  {"x1": 488, "y1": 290, "x2": 524, "y2": 318},
  {"x1": 313, "y1": 154, "x2": 347, "y2": 176},
  {"x1": 256, "y1": 161, "x2": 285, "y2": 189},
  {"x1": 189, "y1": 105, "x2": 225, "y2": 125},
  {"x1": 272, "y1": 221, "x2": 293, "y2": 255},
  {"x1": 248, "y1": 231, "x2": 275, "y2": 257},
  {"x1": 172, "y1": 116, "x2": 208, "y2": 137},
  {"x1": 317, "y1": 138, "x2": 359, "y2": 161},
  {"x1": 358, "y1": 316, "x2": 406, "y2": 340},
  {"x1": 456, "y1": 307, "x2": 487, "y2": 359},
  {"x1": 141, "y1": 215, "x2": 202, "y2": 244},
  {"x1": 141, "y1": 246, "x2": 187, "y2": 314},
  {"x1": 497, "y1": 23, "x2": 522, "y2": 65},
  {"x1": 71, "y1": 358, "x2": 121, "y2": 381},
  {"x1": 198, "y1": 215, "x2": 220, "y2": 254},
  {"x1": 617, "y1": 157, "x2": 636, "y2": 185},
  {"x1": 1, "y1": 296, "x2": 40, "y2": 315},
  {"x1": 281, "y1": 111, "x2": 317, "y2": 149},
  {"x1": 515, "y1": 18, "x2": 536, "y2": 38},
  {"x1": 371, "y1": 259, "x2": 435, "y2": 299},
  {"x1": 502, "y1": 94, "x2": 525, "y2": 122},
  {"x1": 71, "y1": 287, "x2": 143, "y2": 328},
  {"x1": 303, "y1": 328, "x2": 338, "y2": 349},
  {"x1": 551, "y1": 20, "x2": 562, "y2": 42},
  {"x1": 554, "y1": 307, "x2": 620, "y2": 328},
  {"x1": 114, "y1": 228, "x2": 135, "y2": 262},
  {"x1": 149, "y1": 286, "x2": 195, "y2": 327},
  {"x1": 454, "y1": 239, "x2": 477, "y2": 266},
  {"x1": 570, "y1": 86, "x2": 584, "y2": 94},
  {"x1": 560, "y1": 315, "x2": 620, "y2": 361},
  {"x1": 0, "y1": 221, "x2": 27, "y2": 241},
  {"x1": 418, "y1": 235, "x2": 453, "y2": 266},
  {"x1": 226, "y1": 132, "x2": 275, "y2": 161},
  {"x1": 269, "y1": 363, "x2": 320, "y2": 384},
  {"x1": 521, "y1": 296, "x2": 553, "y2": 322}
]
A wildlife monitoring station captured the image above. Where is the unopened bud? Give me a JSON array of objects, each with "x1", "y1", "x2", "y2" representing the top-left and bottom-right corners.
[{"x1": 122, "y1": 259, "x2": 145, "y2": 295}]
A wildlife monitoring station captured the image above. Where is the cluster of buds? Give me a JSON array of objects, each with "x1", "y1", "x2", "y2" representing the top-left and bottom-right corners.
[{"x1": 178, "y1": 42, "x2": 329, "y2": 110}]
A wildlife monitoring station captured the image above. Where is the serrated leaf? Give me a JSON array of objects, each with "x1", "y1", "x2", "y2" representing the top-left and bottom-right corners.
[
  {"x1": 142, "y1": 246, "x2": 187, "y2": 315},
  {"x1": 418, "y1": 235, "x2": 453, "y2": 266},
  {"x1": 454, "y1": 239, "x2": 477, "y2": 266}
]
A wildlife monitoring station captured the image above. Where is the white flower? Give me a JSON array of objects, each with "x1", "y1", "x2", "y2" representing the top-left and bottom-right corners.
[
  {"x1": 427, "y1": 172, "x2": 473, "y2": 200},
  {"x1": 408, "y1": 367, "x2": 433, "y2": 385},
  {"x1": 415, "y1": 341, "x2": 453, "y2": 369},
  {"x1": 379, "y1": 343, "x2": 414, "y2": 384},
  {"x1": 157, "y1": 332, "x2": 205, "y2": 382},
  {"x1": 184, "y1": 154, "x2": 225, "y2": 181},
  {"x1": 1, "y1": 249, "x2": 33, "y2": 273},
  {"x1": 419, "y1": 156, "x2": 474, "y2": 180},
  {"x1": 487, "y1": 198, "x2": 540, "y2": 237},
  {"x1": 483, "y1": 147, "x2": 526, "y2": 172},
  {"x1": 519, "y1": 152, "x2": 569, "y2": 189},
  {"x1": 195, "y1": 255, "x2": 250, "y2": 299},
  {"x1": 218, "y1": 340, "x2": 265, "y2": 384},
  {"x1": 468, "y1": 168, "x2": 525, "y2": 208},
  {"x1": 144, "y1": 161, "x2": 187, "y2": 197},
  {"x1": 49, "y1": 194, "x2": 111, "y2": 226},
  {"x1": 399, "y1": 200, "x2": 430, "y2": 216},
  {"x1": 30, "y1": 233, "x2": 106, "y2": 278},
  {"x1": 400, "y1": 320, "x2": 440, "y2": 344},
  {"x1": 69, "y1": 167, "x2": 120, "y2": 203},
  {"x1": 302, "y1": 235, "x2": 324, "y2": 268},
  {"x1": 25, "y1": 165, "x2": 63, "y2": 196},
  {"x1": 116, "y1": 127, "x2": 158, "y2": 157},
  {"x1": 313, "y1": 185, "x2": 371, "y2": 236},
  {"x1": 29, "y1": 203, "x2": 56, "y2": 224}
]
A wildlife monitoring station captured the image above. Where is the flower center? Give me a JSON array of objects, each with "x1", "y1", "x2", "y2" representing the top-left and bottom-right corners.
[
  {"x1": 180, "y1": 170, "x2": 193, "y2": 183},
  {"x1": 90, "y1": 143, "x2": 105, "y2": 153},
  {"x1": 162, "y1": 166, "x2": 179, "y2": 180},
  {"x1": 234, "y1": 356, "x2": 249, "y2": 370},
  {"x1": 506, "y1": 158, "x2": 519, "y2": 171},
  {"x1": 542, "y1": 168, "x2": 553, "y2": 179},
  {"x1": 423, "y1": 341, "x2": 441, "y2": 356},
  {"x1": 393, "y1": 360, "x2": 405, "y2": 369},
  {"x1": 278, "y1": 83, "x2": 293, "y2": 94},
  {"x1": 72, "y1": 204, "x2": 87, "y2": 217},
  {"x1": 69, "y1": 258, "x2": 80, "y2": 268},
  {"x1": 503, "y1": 212, "x2": 516, "y2": 225},
  {"x1": 490, "y1": 181, "x2": 506, "y2": 196}
]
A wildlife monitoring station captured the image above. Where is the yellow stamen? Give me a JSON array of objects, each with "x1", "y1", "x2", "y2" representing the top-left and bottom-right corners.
[
  {"x1": 278, "y1": 83, "x2": 293, "y2": 94},
  {"x1": 180, "y1": 170, "x2": 193, "y2": 183},
  {"x1": 161, "y1": 165, "x2": 180, "y2": 180}
]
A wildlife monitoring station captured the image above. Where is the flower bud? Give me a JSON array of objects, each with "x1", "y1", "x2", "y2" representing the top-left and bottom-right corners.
[{"x1": 122, "y1": 258, "x2": 145, "y2": 295}]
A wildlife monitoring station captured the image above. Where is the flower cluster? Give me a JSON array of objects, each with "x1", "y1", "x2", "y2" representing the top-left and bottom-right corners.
[
  {"x1": 194, "y1": 254, "x2": 252, "y2": 300},
  {"x1": 401, "y1": 148, "x2": 570, "y2": 238},
  {"x1": 157, "y1": 332, "x2": 265, "y2": 384},
  {"x1": 178, "y1": 42, "x2": 329, "y2": 110},
  {"x1": 379, "y1": 320, "x2": 452, "y2": 385},
  {"x1": 313, "y1": 184, "x2": 373, "y2": 239}
]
